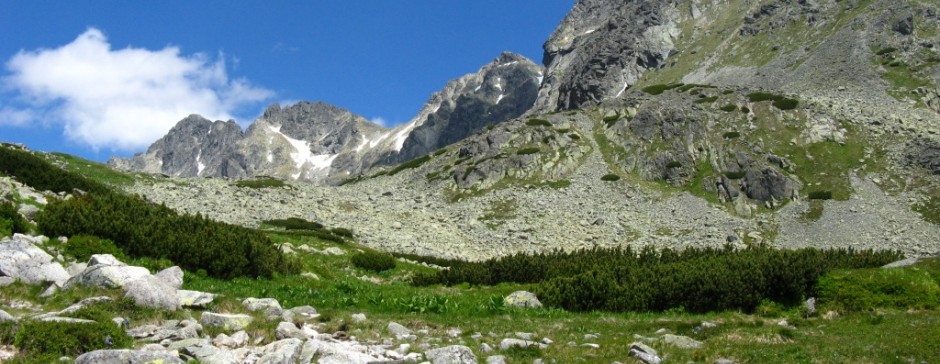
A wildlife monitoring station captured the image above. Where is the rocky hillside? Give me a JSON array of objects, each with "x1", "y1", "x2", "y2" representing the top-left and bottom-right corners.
[
  {"x1": 112, "y1": 0, "x2": 940, "y2": 261},
  {"x1": 109, "y1": 52, "x2": 543, "y2": 183}
]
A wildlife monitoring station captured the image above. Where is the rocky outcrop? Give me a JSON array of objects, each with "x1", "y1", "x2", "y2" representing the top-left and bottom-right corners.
[
  {"x1": 63, "y1": 254, "x2": 150, "y2": 289},
  {"x1": 200, "y1": 312, "x2": 254, "y2": 333},
  {"x1": 533, "y1": 0, "x2": 680, "y2": 112},
  {"x1": 74, "y1": 349, "x2": 185, "y2": 364},
  {"x1": 504, "y1": 291, "x2": 543, "y2": 309},
  {"x1": 0, "y1": 235, "x2": 69, "y2": 286},
  {"x1": 123, "y1": 275, "x2": 180, "y2": 311},
  {"x1": 424, "y1": 345, "x2": 477, "y2": 364}
]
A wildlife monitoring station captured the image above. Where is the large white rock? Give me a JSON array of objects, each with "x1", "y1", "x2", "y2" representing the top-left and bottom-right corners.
[
  {"x1": 425, "y1": 345, "x2": 478, "y2": 364},
  {"x1": 257, "y1": 338, "x2": 303, "y2": 363},
  {"x1": 155, "y1": 266, "x2": 184, "y2": 289},
  {"x1": 298, "y1": 338, "x2": 381, "y2": 364},
  {"x1": 124, "y1": 275, "x2": 180, "y2": 310},
  {"x1": 0, "y1": 309, "x2": 13, "y2": 322},
  {"x1": 0, "y1": 236, "x2": 70, "y2": 285},
  {"x1": 181, "y1": 341, "x2": 238, "y2": 364},
  {"x1": 200, "y1": 312, "x2": 253, "y2": 332},
  {"x1": 178, "y1": 290, "x2": 216, "y2": 308},
  {"x1": 275, "y1": 321, "x2": 307, "y2": 340},
  {"x1": 64, "y1": 255, "x2": 150, "y2": 289},
  {"x1": 75, "y1": 349, "x2": 185, "y2": 364},
  {"x1": 503, "y1": 291, "x2": 543, "y2": 309},
  {"x1": 243, "y1": 297, "x2": 284, "y2": 317}
]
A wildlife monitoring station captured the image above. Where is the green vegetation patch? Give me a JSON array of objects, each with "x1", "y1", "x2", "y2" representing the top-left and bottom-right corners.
[
  {"x1": 913, "y1": 196, "x2": 940, "y2": 225},
  {"x1": 722, "y1": 131, "x2": 741, "y2": 139},
  {"x1": 15, "y1": 318, "x2": 132, "y2": 358},
  {"x1": 724, "y1": 171, "x2": 746, "y2": 180},
  {"x1": 516, "y1": 147, "x2": 540, "y2": 155},
  {"x1": 694, "y1": 96, "x2": 719, "y2": 104},
  {"x1": 49, "y1": 152, "x2": 136, "y2": 187},
  {"x1": 719, "y1": 104, "x2": 738, "y2": 112},
  {"x1": 64, "y1": 235, "x2": 125, "y2": 262},
  {"x1": 264, "y1": 217, "x2": 324, "y2": 231},
  {"x1": 0, "y1": 201, "x2": 31, "y2": 237},
  {"x1": 351, "y1": 251, "x2": 397, "y2": 273},
  {"x1": 808, "y1": 190, "x2": 833, "y2": 200},
  {"x1": 601, "y1": 174, "x2": 621, "y2": 181},
  {"x1": 235, "y1": 176, "x2": 286, "y2": 189},
  {"x1": 479, "y1": 199, "x2": 518, "y2": 229},
  {"x1": 388, "y1": 155, "x2": 432, "y2": 176},
  {"x1": 818, "y1": 259, "x2": 940, "y2": 312},
  {"x1": 642, "y1": 83, "x2": 684, "y2": 95},
  {"x1": 526, "y1": 118, "x2": 552, "y2": 127},
  {"x1": 747, "y1": 92, "x2": 799, "y2": 110}
]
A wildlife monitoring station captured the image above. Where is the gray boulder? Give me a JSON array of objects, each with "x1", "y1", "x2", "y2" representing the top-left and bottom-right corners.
[
  {"x1": 0, "y1": 236, "x2": 70, "y2": 285},
  {"x1": 0, "y1": 276, "x2": 14, "y2": 286},
  {"x1": 628, "y1": 342, "x2": 661, "y2": 364},
  {"x1": 486, "y1": 355, "x2": 507, "y2": 364},
  {"x1": 275, "y1": 321, "x2": 307, "y2": 340},
  {"x1": 155, "y1": 266, "x2": 184, "y2": 289},
  {"x1": 503, "y1": 291, "x2": 542, "y2": 309},
  {"x1": 17, "y1": 204, "x2": 39, "y2": 221},
  {"x1": 424, "y1": 345, "x2": 477, "y2": 364},
  {"x1": 213, "y1": 331, "x2": 249, "y2": 349},
  {"x1": 123, "y1": 275, "x2": 180, "y2": 310},
  {"x1": 180, "y1": 341, "x2": 238, "y2": 364},
  {"x1": 74, "y1": 349, "x2": 184, "y2": 364},
  {"x1": 499, "y1": 338, "x2": 542, "y2": 350},
  {"x1": 387, "y1": 322, "x2": 412, "y2": 337},
  {"x1": 257, "y1": 338, "x2": 304, "y2": 363},
  {"x1": 64, "y1": 254, "x2": 150, "y2": 289},
  {"x1": 243, "y1": 297, "x2": 284, "y2": 318},
  {"x1": 662, "y1": 334, "x2": 703, "y2": 349},
  {"x1": 743, "y1": 168, "x2": 796, "y2": 203},
  {"x1": 281, "y1": 305, "x2": 319, "y2": 322},
  {"x1": 178, "y1": 289, "x2": 216, "y2": 308},
  {"x1": 0, "y1": 309, "x2": 13, "y2": 322},
  {"x1": 299, "y1": 338, "x2": 381, "y2": 364},
  {"x1": 200, "y1": 312, "x2": 253, "y2": 332}
]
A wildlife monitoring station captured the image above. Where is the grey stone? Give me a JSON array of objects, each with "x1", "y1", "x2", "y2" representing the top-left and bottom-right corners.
[
  {"x1": 200, "y1": 312, "x2": 253, "y2": 332},
  {"x1": 123, "y1": 275, "x2": 180, "y2": 310},
  {"x1": 243, "y1": 297, "x2": 284, "y2": 318},
  {"x1": 0, "y1": 276, "x2": 14, "y2": 286},
  {"x1": 275, "y1": 321, "x2": 307, "y2": 340},
  {"x1": 350, "y1": 313, "x2": 367, "y2": 323},
  {"x1": 155, "y1": 266, "x2": 184, "y2": 289},
  {"x1": 503, "y1": 291, "x2": 542, "y2": 309},
  {"x1": 282, "y1": 305, "x2": 319, "y2": 322},
  {"x1": 17, "y1": 204, "x2": 39, "y2": 221},
  {"x1": 424, "y1": 345, "x2": 477, "y2": 364},
  {"x1": 257, "y1": 338, "x2": 304, "y2": 364},
  {"x1": 178, "y1": 289, "x2": 216, "y2": 308},
  {"x1": 882, "y1": 257, "x2": 922, "y2": 268},
  {"x1": 64, "y1": 256, "x2": 150, "y2": 289},
  {"x1": 0, "y1": 236, "x2": 70, "y2": 285},
  {"x1": 805, "y1": 297, "x2": 817, "y2": 317},
  {"x1": 66, "y1": 262, "x2": 87, "y2": 277},
  {"x1": 298, "y1": 338, "x2": 381, "y2": 364},
  {"x1": 662, "y1": 334, "x2": 703, "y2": 349},
  {"x1": 213, "y1": 331, "x2": 249, "y2": 349},
  {"x1": 181, "y1": 341, "x2": 238, "y2": 364},
  {"x1": 628, "y1": 342, "x2": 661, "y2": 364},
  {"x1": 0, "y1": 309, "x2": 13, "y2": 322},
  {"x1": 487, "y1": 355, "x2": 507, "y2": 364},
  {"x1": 387, "y1": 322, "x2": 412, "y2": 337},
  {"x1": 499, "y1": 338, "x2": 539, "y2": 351},
  {"x1": 74, "y1": 349, "x2": 184, "y2": 364}
]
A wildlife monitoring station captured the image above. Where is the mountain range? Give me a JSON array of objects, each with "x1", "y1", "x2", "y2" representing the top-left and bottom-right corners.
[{"x1": 111, "y1": 0, "x2": 940, "y2": 259}]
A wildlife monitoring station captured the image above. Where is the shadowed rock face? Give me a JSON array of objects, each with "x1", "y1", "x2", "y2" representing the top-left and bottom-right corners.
[
  {"x1": 534, "y1": 0, "x2": 681, "y2": 112},
  {"x1": 110, "y1": 53, "x2": 543, "y2": 183}
]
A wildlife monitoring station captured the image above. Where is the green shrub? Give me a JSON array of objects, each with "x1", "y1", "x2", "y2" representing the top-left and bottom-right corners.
[
  {"x1": 719, "y1": 104, "x2": 738, "y2": 112},
  {"x1": 600, "y1": 174, "x2": 621, "y2": 181},
  {"x1": 678, "y1": 84, "x2": 715, "y2": 92},
  {"x1": 331, "y1": 227, "x2": 354, "y2": 238},
  {"x1": 772, "y1": 97, "x2": 799, "y2": 110},
  {"x1": 741, "y1": 106, "x2": 750, "y2": 114},
  {"x1": 516, "y1": 147, "x2": 540, "y2": 155},
  {"x1": 486, "y1": 123, "x2": 494, "y2": 130},
  {"x1": 723, "y1": 131, "x2": 741, "y2": 139},
  {"x1": 643, "y1": 83, "x2": 684, "y2": 95},
  {"x1": 0, "y1": 147, "x2": 108, "y2": 195},
  {"x1": 351, "y1": 251, "x2": 396, "y2": 272},
  {"x1": 569, "y1": 134, "x2": 581, "y2": 140},
  {"x1": 64, "y1": 235, "x2": 125, "y2": 262},
  {"x1": 542, "y1": 135, "x2": 555, "y2": 144},
  {"x1": 666, "y1": 161, "x2": 682, "y2": 168},
  {"x1": 15, "y1": 319, "x2": 131, "y2": 357},
  {"x1": 722, "y1": 89, "x2": 734, "y2": 95},
  {"x1": 235, "y1": 177, "x2": 285, "y2": 189},
  {"x1": 747, "y1": 92, "x2": 777, "y2": 102},
  {"x1": 875, "y1": 47, "x2": 897, "y2": 55},
  {"x1": 0, "y1": 201, "x2": 30, "y2": 236},
  {"x1": 526, "y1": 118, "x2": 552, "y2": 127},
  {"x1": 808, "y1": 190, "x2": 833, "y2": 200},
  {"x1": 0, "y1": 321, "x2": 15, "y2": 345},
  {"x1": 264, "y1": 218, "x2": 323, "y2": 231},
  {"x1": 817, "y1": 262, "x2": 940, "y2": 312},
  {"x1": 694, "y1": 96, "x2": 719, "y2": 104},
  {"x1": 724, "y1": 171, "x2": 746, "y2": 180},
  {"x1": 388, "y1": 155, "x2": 432, "y2": 176}
]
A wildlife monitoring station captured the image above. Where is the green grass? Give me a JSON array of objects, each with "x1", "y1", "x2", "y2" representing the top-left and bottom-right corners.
[
  {"x1": 719, "y1": 104, "x2": 738, "y2": 112},
  {"x1": 642, "y1": 83, "x2": 683, "y2": 95},
  {"x1": 818, "y1": 259, "x2": 940, "y2": 312},
  {"x1": 694, "y1": 96, "x2": 719, "y2": 104},
  {"x1": 600, "y1": 174, "x2": 621, "y2": 181},
  {"x1": 388, "y1": 155, "x2": 432, "y2": 176},
  {"x1": 478, "y1": 199, "x2": 518, "y2": 229},
  {"x1": 235, "y1": 176, "x2": 286, "y2": 189},
  {"x1": 913, "y1": 195, "x2": 940, "y2": 225},
  {"x1": 516, "y1": 147, "x2": 540, "y2": 155},
  {"x1": 526, "y1": 118, "x2": 552, "y2": 127},
  {"x1": 49, "y1": 152, "x2": 136, "y2": 187}
]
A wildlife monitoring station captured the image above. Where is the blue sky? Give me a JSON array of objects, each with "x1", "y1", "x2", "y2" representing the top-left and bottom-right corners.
[{"x1": 0, "y1": 1, "x2": 572, "y2": 161}]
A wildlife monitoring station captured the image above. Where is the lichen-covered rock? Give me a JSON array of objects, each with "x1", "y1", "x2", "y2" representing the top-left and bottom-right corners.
[
  {"x1": 178, "y1": 289, "x2": 216, "y2": 308},
  {"x1": 64, "y1": 254, "x2": 150, "y2": 290},
  {"x1": 0, "y1": 236, "x2": 70, "y2": 285},
  {"x1": 424, "y1": 345, "x2": 478, "y2": 364},
  {"x1": 200, "y1": 312, "x2": 253, "y2": 332},
  {"x1": 74, "y1": 349, "x2": 185, "y2": 364},
  {"x1": 155, "y1": 266, "x2": 184, "y2": 289},
  {"x1": 123, "y1": 275, "x2": 180, "y2": 310},
  {"x1": 504, "y1": 291, "x2": 542, "y2": 309},
  {"x1": 242, "y1": 297, "x2": 284, "y2": 318}
]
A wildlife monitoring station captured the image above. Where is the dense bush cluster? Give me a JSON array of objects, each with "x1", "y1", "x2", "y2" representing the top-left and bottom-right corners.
[
  {"x1": 351, "y1": 251, "x2": 396, "y2": 272},
  {"x1": 14, "y1": 319, "x2": 131, "y2": 357},
  {"x1": 808, "y1": 190, "x2": 833, "y2": 200},
  {"x1": 235, "y1": 177, "x2": 286, "y2": 189},
  {"x1": 746, "y1": 92, "x2": 800, "y2": 110},
  {"x1": 719, "y1": 104, "x2": 738, "y2": 112},
  {"x1": 0, "y1": 146, "x2": 297, "y2": 279},
  {"x1": 413, "y1": 245, "x2": 901, "y2": 313},
  {"x1": 388, "y1": 155, "x2": 431, "y2": 176},
  {"x1": 516, "y1": 147, "x2": 541, "y2": 155},
  {"x1": 0, "y1": 201, "x2": 30, "y2": 237},
  {"x1": 63, "y1": 235, "x2": 125, "y2": 262},
  {"x1": 693, "y1": 96, "x2": 719, "y2": 104},
  {"x1": 264, "y1": 217, "x2": 324, "y2": 230},
  {"x1": 600, "y1": 174, "x2": 621, "y2": 181},
  {"x1": 526, "y1": 118, "x2": 552, "y2": 127},
  {"x1": 642, "y1": 83, "x2": 683, "y2": 95},
  {"x1": 263, "y1": 218, "x2": 354, "y2": 244},
  {"x1": 817, "y1": 259, "x2": 940, "y2": 312}
]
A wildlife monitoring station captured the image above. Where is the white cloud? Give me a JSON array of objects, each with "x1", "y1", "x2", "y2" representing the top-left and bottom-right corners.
[
  {"x1": 1, "y1": 28, "x2": 273, "y2": 151},
  {"x1": 0, "y1": 107, "x2": 34, "y2": 126},
  {"x1": 370, "y1": 117, "x2": 389, "y2": 127}
]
